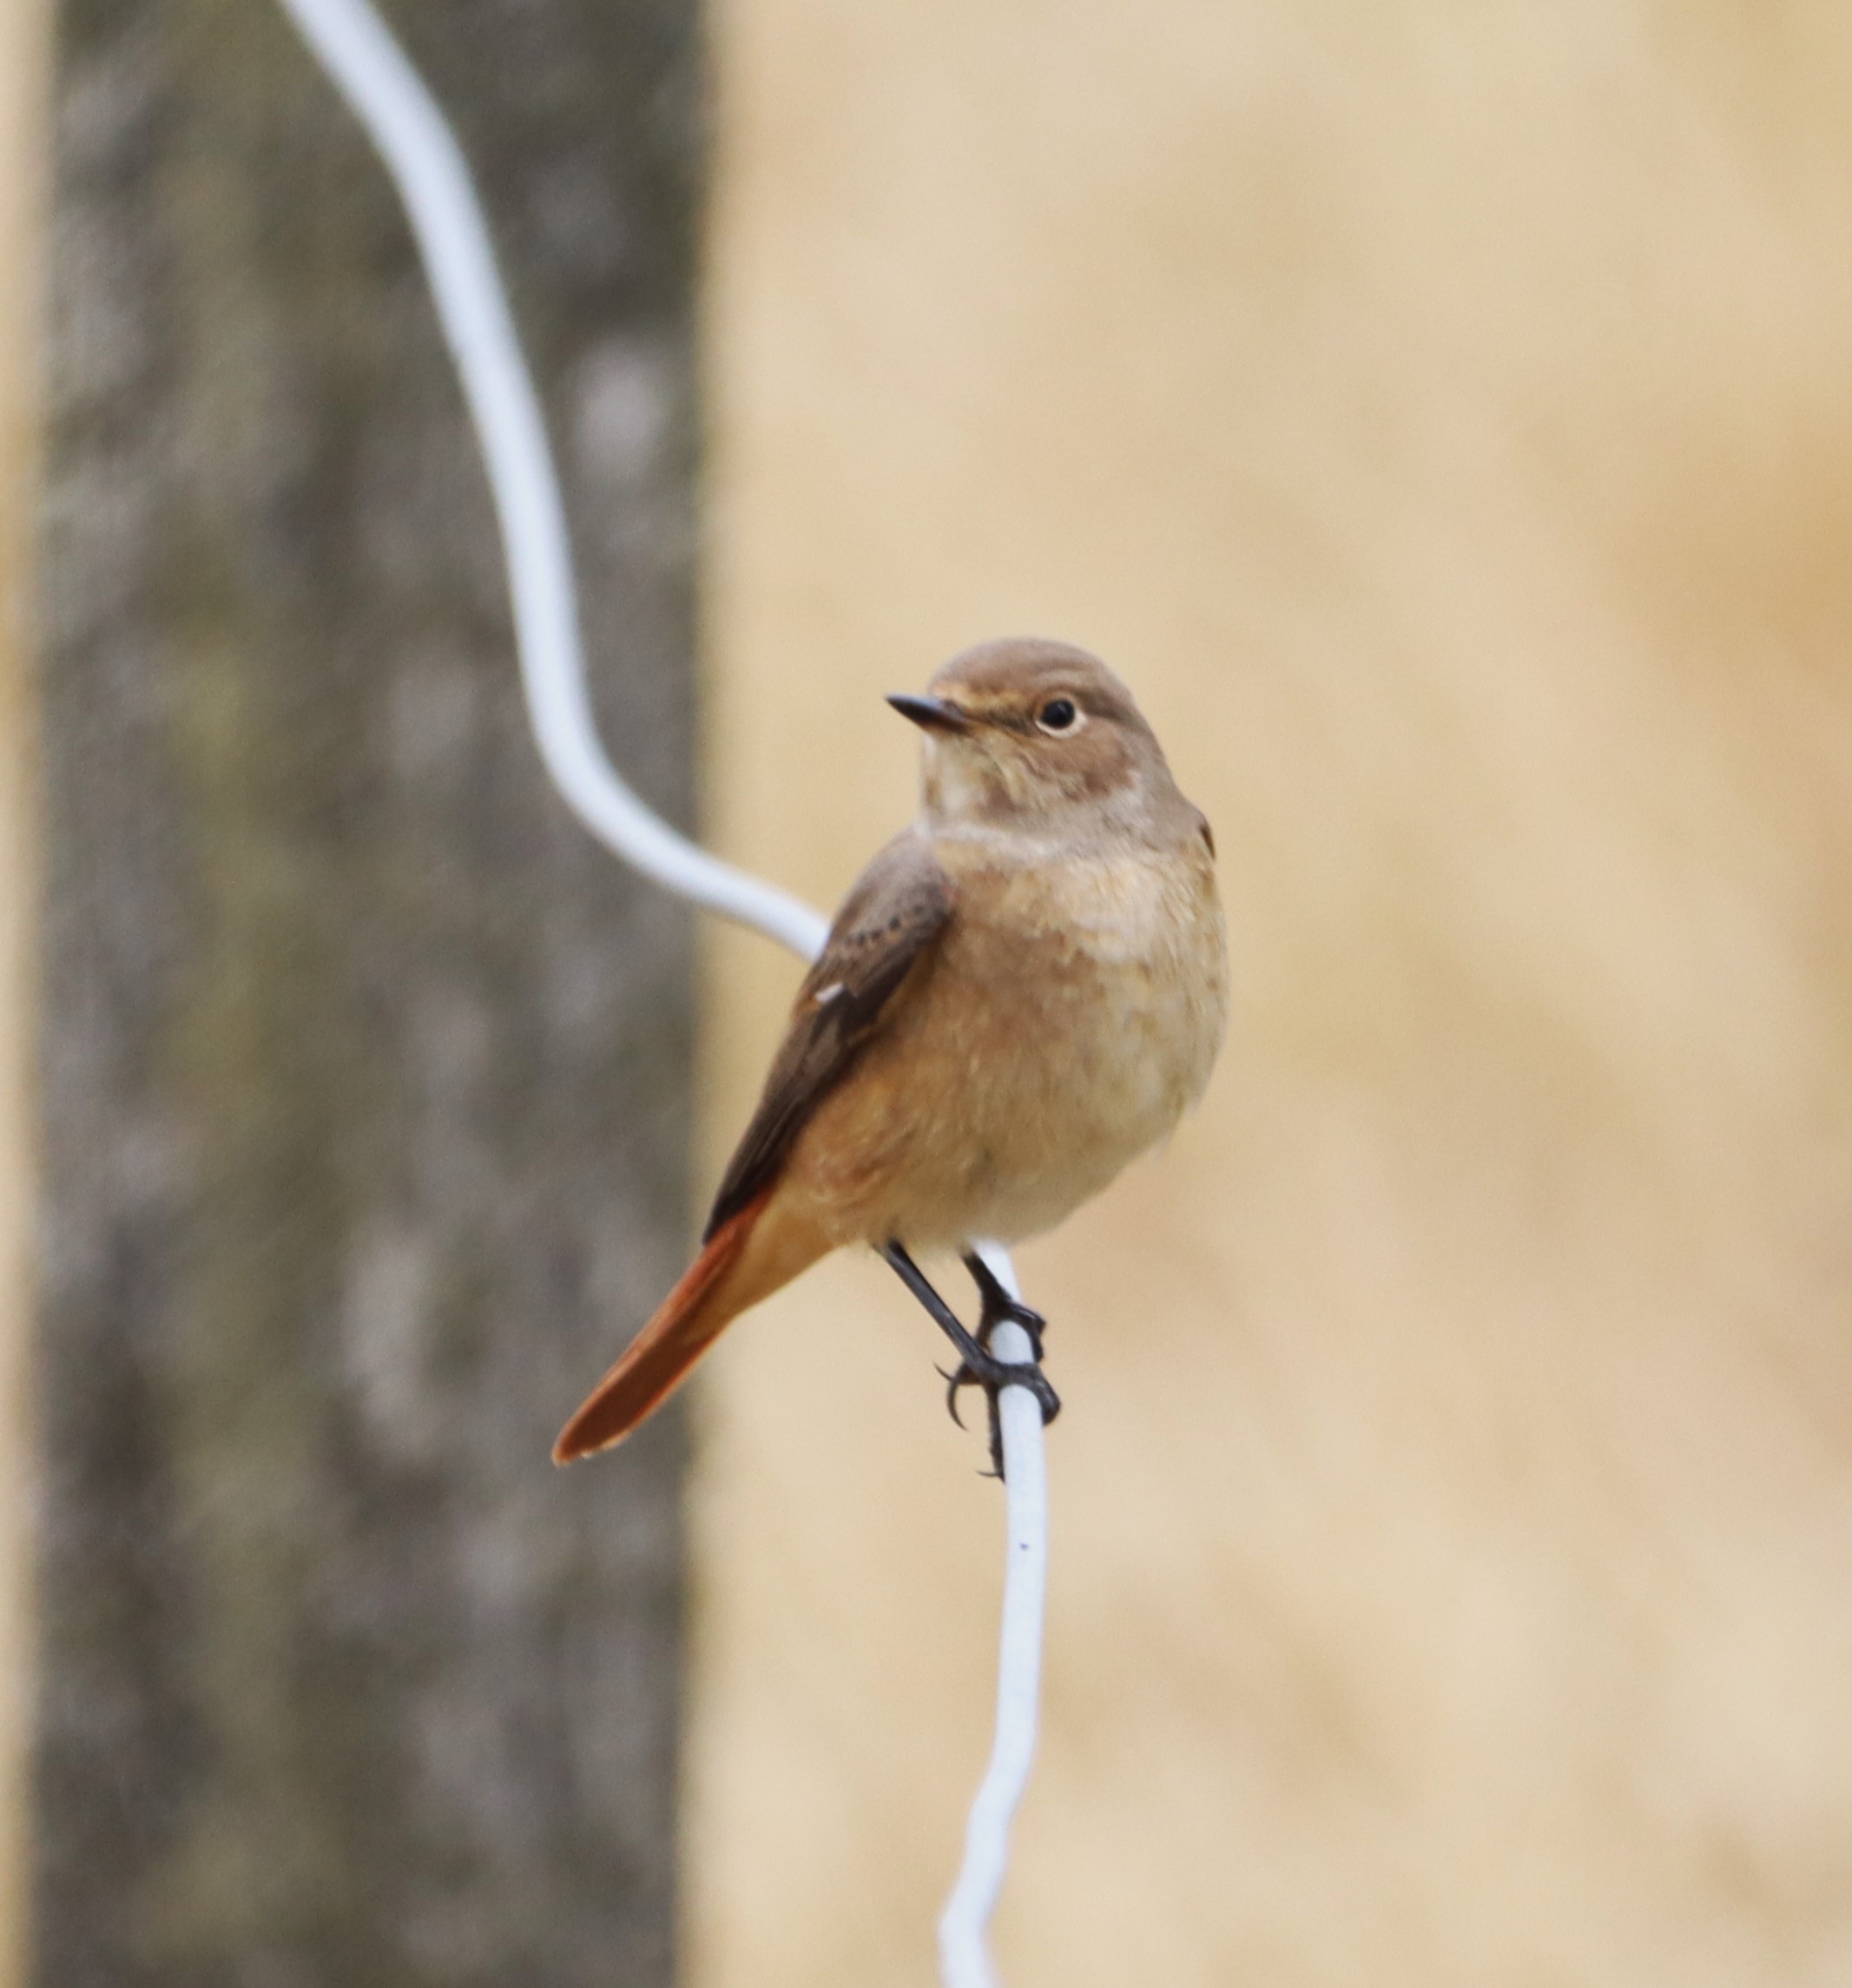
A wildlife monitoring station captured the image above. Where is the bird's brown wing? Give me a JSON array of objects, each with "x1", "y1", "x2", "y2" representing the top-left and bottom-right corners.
[{"x1": 704, "y1": 833, "x2": 955, "y2": 1240}]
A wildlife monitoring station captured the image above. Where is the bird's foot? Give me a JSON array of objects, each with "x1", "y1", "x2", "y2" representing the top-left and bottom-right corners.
[
  {"x1": 880, "y1": 1241, "x2": 1058, "y2": 1480},
  {"x1": 962, "y1": 1253, "x2": 1050, "y2": 1362},
  {"x1": 938, "y1": 1343, "x2": 1061, "y2": 1476}
]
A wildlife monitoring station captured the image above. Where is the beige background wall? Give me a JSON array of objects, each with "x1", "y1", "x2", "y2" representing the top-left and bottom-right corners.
[{"x1": 693, "y1": 3, "x2": 1852, "y2": 1985}]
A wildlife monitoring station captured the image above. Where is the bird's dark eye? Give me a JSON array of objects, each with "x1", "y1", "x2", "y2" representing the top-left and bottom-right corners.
[{"x1": 1036, "y1": 697, "x2": 1078, "y2": 734}]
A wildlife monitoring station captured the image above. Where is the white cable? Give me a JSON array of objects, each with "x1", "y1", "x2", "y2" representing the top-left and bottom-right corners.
[
  {"x1": 273, "y1": 0, "x2": 827, "y2": 959},
  {"x1": 939, "y1": 1245, "x2": 1048, "y2": 1988},
  {"x1": 269, "y1": 0, "x2": 1046, "y2": 1977}
]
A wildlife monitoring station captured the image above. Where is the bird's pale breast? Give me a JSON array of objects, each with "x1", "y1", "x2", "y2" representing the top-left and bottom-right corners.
[{"x1": 788, "y1": 833, "x2": 1228, "y2": 1251}]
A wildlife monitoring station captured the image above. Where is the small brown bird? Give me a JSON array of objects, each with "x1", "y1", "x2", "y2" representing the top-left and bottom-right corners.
[{"x1": 554, "y1": 637, "x2": 1229, "y2": 1467}]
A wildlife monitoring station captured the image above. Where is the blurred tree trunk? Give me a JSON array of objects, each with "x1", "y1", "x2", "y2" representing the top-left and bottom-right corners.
[
  {"x1": 36, "y1": 0, "x2": 702, "y2": 1981},
  {"x1": 1, "y1": 0, "x2": 50, "y2": 1982}
]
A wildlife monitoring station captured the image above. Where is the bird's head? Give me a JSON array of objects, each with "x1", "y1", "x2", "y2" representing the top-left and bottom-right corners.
[{"x1": 889, "y1": 637, "x2": 1183, "y2": 844}]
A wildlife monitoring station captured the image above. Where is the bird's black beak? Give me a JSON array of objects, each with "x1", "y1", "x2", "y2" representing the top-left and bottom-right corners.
[{"x1": 886, "y1": 693, "x2": 969, "y2": 734}]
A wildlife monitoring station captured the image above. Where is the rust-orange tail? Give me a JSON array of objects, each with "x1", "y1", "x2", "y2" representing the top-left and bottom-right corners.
[{"x1": 552, "y1": 1188, "x2": 827, "y2": 1463}]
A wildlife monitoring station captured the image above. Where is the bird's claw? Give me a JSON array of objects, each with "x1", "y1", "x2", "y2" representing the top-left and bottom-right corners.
[
  {"x1": 938, "y1": 1346, "x2": 1061, "y2": 1476},
  {"x1": 986, "y1": 1302, "x2": 1046, "y2": 1364},
  {"x1": 997, "y1": 1356, "x2": 1061, "y2": 1426},
  {"x1": 939, "y1": 1349, "x2": 1059, "y2": 1422}
]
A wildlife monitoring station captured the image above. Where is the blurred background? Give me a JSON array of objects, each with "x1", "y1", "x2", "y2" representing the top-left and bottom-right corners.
[{"x1": 10, "y1": 1, "x2": 1852, "y2": 1985}]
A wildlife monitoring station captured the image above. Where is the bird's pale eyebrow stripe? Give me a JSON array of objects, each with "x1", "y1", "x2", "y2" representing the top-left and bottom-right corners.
[{"x1": 814, "y1": 982, "x2": 845, "y2": 1004}]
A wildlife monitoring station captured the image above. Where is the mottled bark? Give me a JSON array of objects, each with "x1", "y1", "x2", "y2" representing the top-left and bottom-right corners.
[{"x1": 35, "y1": 0, "x2": 701, "y2": 1981}]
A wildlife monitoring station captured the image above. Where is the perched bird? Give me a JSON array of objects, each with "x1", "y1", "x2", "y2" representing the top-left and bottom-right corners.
[{"x1": 554, "y1": 637, "x2": 1228, "y2": 1468}]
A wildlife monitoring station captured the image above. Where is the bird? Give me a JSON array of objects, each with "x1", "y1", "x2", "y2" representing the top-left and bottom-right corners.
[{"x1": 553, "y1": 636, "x2": 1229, "y2": 1471}]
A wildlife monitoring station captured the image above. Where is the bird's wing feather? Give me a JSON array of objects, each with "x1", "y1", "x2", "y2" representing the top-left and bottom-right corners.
[{"x1": 704, "y1": 833, "x2": 955, "y2": 1239}]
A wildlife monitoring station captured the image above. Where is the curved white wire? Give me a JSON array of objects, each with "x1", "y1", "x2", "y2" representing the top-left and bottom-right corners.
[
  {"x1": 274, "y1": 0, "x2": 827, "y2": 959},
  {"x1": 267, "y1": 0, "x2": 1046, "y2": 1978}
]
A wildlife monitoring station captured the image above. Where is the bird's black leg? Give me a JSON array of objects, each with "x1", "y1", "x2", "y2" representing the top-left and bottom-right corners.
[{"x1": 880, "y1": 1241, "x2": 1060, "y2": 1478}]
